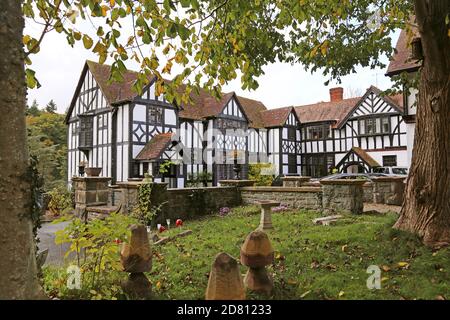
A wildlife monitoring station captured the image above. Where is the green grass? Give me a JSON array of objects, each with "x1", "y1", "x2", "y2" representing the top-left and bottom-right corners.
[
  {"x1": 43, "y1": 206, "x2": 450, "y2": 300},
  {"x1": 149, "y1": 206, "x2": 449, "y2": 300}
]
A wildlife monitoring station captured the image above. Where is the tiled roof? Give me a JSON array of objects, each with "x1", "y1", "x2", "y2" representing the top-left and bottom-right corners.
[
  {"x1": 295, "y1": 98, "x2": 360, "y2": 125},
  {"x1": 295, "y1": 86, "x2": 404, "y2": 127},
  {"x1": 86, "y1": 60, "x2": 155, "y2": 105},
  {"x1": 261, "y1": 106, "x2": 294, "y2": 128},
  {"x1": 237, "y1": 96, "x2": 268, "y2": 128},
  {"x1": 70, "y1": 61, "x2": 266, "y2": 127},
  {"x1": 386, "y1": 28, "x2": 421, "y2": 76},
  {"x1": 135, "y1": 132, "x2": 174, "y2": 161},
  {"x1": 351, "y1": 147, "x2": 380, "y2": 167}
]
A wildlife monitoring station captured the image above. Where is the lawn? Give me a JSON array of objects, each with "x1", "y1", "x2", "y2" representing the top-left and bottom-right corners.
[{"x1": 43, "y1": 206, "x2": 450, "y2": 300}]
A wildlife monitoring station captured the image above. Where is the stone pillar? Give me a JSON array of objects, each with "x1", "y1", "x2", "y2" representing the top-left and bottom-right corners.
[
  {"x1": 240, "y1": 230, "x2": 274, "y2": 295},
  {"x1": 372, "y1": 177, "x2": 406, "y2": 205},
  {"x1": 120, "y1": 224, "x2": 152, "y2": 299},
  {"x1": 116, "y1": 181, "x2": 168, "y2": 216},
  {"x1": 258, "y1": 200, "x2": 280, "y2": 231},
  {"x1": 205, "y1": 252, "x2": 246, "y2": 300},
  {"x1": 320, "y1": 179, "x2": 365, "y2": 214},
  {"x1": 281, "y1": 176, "x2": 311, "y2": 187},
  {"x1": 72, "y1": 177, "x2": 111, "y2": 217}
]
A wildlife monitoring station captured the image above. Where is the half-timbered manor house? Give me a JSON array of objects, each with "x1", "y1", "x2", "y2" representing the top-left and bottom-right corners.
[{"x1": 66, "y1": 60, "x2": 411, "y2": 187}]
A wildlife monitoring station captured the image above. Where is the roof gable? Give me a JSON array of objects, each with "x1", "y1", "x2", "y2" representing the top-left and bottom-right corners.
[
  {"x1": 336, "y1": 86, "x2": 403, "y2": 128},
  {"x1": 236, "y1": 96, "x2": 267, "y2": 128},
  {"x1": 261, "y1": 107, "x2": 294, "y2": 128},
  {"x1": 135, "y1": 132, "x2": 174, "y2": 161}
]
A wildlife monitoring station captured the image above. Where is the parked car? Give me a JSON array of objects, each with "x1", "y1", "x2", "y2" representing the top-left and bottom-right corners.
[{"x1": 373, "y1": 166, "x2": 408, "y2": 176}]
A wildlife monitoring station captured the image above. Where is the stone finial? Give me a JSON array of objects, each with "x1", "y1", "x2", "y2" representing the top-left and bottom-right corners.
[
  {"x1": 205, "y1": 252, "x2": 246, "y2": 300},
  {"x1": 120, "y1": 224, "x2": 152, "y2": 273},
  {"x1": 240, "y1": 230, "x2": 274, "y2": 295}
]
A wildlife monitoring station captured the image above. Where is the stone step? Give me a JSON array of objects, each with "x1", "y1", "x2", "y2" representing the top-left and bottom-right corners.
[{"x1": 86, "y1": 205, "x2": 119, "y2": 215}]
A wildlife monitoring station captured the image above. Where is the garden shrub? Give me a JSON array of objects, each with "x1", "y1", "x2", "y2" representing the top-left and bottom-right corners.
[
  {"x1": 47, "y1": 185, "x2": 73, "y2": 216},
  {"x1": 248, "y1": 163, "x2": 275, "y2": 186},
  {"x1": 52, "y1": 212, "x2": 138, "y2": 299}
]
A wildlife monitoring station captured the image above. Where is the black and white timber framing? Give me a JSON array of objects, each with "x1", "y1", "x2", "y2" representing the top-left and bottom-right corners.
[{"x1": 66, "y1": 61, "x2": 411, "y2": 187}]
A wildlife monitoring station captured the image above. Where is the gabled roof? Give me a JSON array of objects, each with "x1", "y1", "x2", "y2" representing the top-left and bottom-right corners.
[
  {"x1": 294, "y1": 86, "x2": 404, "y2": 128},
  {"x1": 261, "y1": 106, "x2": 295, "y2": 128},
  {"x1": 335, "y1": 86, "x2": 404, "y2": 128},
  {"x1": 386, "y1": 28, "x2": 421, "y2": 77},
  {"x1": 350, "y1": 147, "x2": 380, "y2": 167},
  {"x1": 295, "y1": 97, "x2": 360, "y2": 126},
  {"x1": 67, "y1": 60, "x2": 266, "y2": 127},
  {"x1": 135, "y1": 132, "x2": 174, "y2": 161},
  {"x1": 236, "y1": 96, "x2": 268, "y2": 128}
]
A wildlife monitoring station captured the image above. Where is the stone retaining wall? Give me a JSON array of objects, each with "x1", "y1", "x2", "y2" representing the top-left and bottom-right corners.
[
  {"x1": 241, "y1": 187, "x2": 322, "y2": 210},
  {"x1": 320, "y1": 180, "x2": 365, "y2": 215},
  {"x1": 112, "y1": 182, "x2": 240, "y2": 223}
]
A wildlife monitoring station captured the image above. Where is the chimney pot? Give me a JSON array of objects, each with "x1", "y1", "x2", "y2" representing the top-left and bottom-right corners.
[{"x1": 329, "y1": 87, "x2": 344, "y2": 102}]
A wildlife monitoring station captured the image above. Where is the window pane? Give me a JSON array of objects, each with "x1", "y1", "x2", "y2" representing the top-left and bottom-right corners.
[
  {"x1": 382, "y1": 155, "x2": 397, "y2": 167},
  {"x1": 359, "y1": 120, "x2": 365, "y2": 134},
  {"x1": 382, "y1": 117, "x2": 390, "y2": 133},
  {"x1": 376, "y1": 118, "x2": 381, "y2": 133}
]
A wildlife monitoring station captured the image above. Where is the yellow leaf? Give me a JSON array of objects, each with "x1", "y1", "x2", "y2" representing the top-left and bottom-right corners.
[
  {"x1": 156, "y1": 281, "x2": 161, "y2": 289},
  {"x1": 341, "y1": 244, "x2": 347, "y2": 252},
  {"x1": 338, "y1": 291, "x2": 345, "y2": 297},
  {"x1": 23, "y1": 35, "x2": 31, "y2": 45},
  {"x1": 110, "y1": 0, "x2": 116, "y2": 7},
  {"x1": 398, "y1": 262, "x2": 409, "y2": 268}
]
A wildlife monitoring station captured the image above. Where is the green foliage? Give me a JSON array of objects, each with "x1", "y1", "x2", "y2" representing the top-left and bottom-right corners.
[
  {"x1": 186, "y1": 171, "x2": 212, "y2": 187},
  {"x1": 47, "y1": 186, "x2": 73, "y2": 216},
  {"x1": 26, "y1": 99, "x2": 42, "y2": 117},
  {"x1": 23, "y1": 0, "x2": 413, "y2": 100},
  {"x1": 54, "y1": 213, "x2": 138, "y2": 292},
  {"x1": 248, "y1": 163, "x2": 274, "y2": 186},
  {"x1": 26, "y1": 110, "x2": 67, "y2": 190},
  {"x1": 147, "y1": 207, "x2": 449, "y2": 300},
  {"x1": 132, "y1": 182, "x2": 166, "y2": 227},
  {"x1": 45, "y1": 99, "x2": 57, "y2": 113},
  {"x1": 158, "y1": 160, "x2": 175, "y2": 175}
]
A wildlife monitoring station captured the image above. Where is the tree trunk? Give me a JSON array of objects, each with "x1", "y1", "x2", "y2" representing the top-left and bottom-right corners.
[
  {"x1": 394, "y1": 0, "x2": 450, "y2": 248},
  {"x1": 0, "y1": 0, "x2": 45, "y2": 299}
]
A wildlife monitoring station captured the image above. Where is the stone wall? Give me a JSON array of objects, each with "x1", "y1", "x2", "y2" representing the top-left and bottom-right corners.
[
  {"x1": 241, "y1": 187, "x2": 322, "y2": 210},
  {"x1": 372, "y1": 177, "x2": 406, "y2": 205},
  {"x1": 113, "y1": 182, "x2": 241, "y2": 223},
  {"x1": 363, "y1": 182, "x2": 373, "y2": 203},
  {"x1": 320, "y1": 180, "x2": 365, "y2": 215},
  {"x1": 165, "y1": 187, "x2": 241, "y2": 221}
]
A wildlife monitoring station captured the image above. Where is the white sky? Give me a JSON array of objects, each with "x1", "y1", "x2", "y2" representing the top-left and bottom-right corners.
[{"x1": 25, "y1": 18, "x2": 399, "y2": 114}]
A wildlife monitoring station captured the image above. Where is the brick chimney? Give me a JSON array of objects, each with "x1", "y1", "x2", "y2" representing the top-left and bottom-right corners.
[{"x1": 329, "y1": 87, "x2": 344, "y2": 102}]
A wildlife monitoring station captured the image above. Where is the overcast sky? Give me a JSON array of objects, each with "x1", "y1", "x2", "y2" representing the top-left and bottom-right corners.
[{"x1": 25, "y1": 19, "x2": 399, "y2": 114}]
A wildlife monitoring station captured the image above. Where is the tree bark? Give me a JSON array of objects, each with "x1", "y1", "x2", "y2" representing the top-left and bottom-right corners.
[
  {"x1": 0, "y1": 0, "x2": 45, "y2": 299},
  {"x1": 394, "y1": 0, "x2": 450, "y2": 248}
]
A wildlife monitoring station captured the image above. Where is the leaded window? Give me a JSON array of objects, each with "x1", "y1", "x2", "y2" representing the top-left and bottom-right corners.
[
  {"x1": 148, "y1": 106, "x2": 163, "y2": 124},
  {"x1": 359, "y1": 117, "x2": 390, "y2": 135}
]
